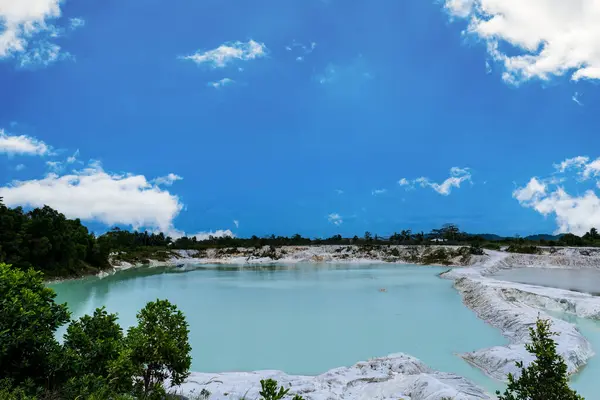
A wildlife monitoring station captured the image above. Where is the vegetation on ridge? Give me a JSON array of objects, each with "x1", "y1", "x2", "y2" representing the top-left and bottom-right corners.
[{"x1": 3, "y1": 198, "x2": 600, "y2": 279}]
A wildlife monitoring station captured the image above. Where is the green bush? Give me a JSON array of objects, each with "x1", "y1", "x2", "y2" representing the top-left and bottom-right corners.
[
  {"x1": 497, "y1": 318, "x2": 583, "y2": 400},
  {"x1": 0, "y1": 263, "x2": 192, "y2": 399},
  {"x1": 506, "y1": 245, "x2": 540, "y2": 254},
  {"x1": 258, "y1": 379, "x2": 304, "y2": 400}
]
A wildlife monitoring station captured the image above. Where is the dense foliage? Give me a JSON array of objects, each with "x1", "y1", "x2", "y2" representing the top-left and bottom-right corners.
[
  {"x1": 0, "y1": 263, "x2": 192, "y2": 399},
  {"x1": 0, "y1": 198, "x2": 109, "y2": 277},
  {"x1": 497, "y1": 318, "x2": 583, "y2": 400}
]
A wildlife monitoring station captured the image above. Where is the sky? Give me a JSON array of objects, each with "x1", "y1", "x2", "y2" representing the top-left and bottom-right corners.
[{"x1": 1, "y1": 0, "x2": 600, "y2": 239}]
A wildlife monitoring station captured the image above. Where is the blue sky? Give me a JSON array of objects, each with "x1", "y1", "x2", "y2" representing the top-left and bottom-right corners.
[{"x1": 2, "y1": 0, "x2": 600, "y2": 238}]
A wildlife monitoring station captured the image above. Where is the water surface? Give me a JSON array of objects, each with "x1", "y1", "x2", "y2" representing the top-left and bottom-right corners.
[
  {"x1": 50, "y1": 264, "x2": 505, "y2": 392},
  {"x1": 493, "y1": 267, "x2": 600, "y2": 295}
]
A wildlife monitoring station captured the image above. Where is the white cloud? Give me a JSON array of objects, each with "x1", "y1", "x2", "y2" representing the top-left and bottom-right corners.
[
  {"x1": 328, "y1": 213, "x2": 343, "y2": 226},
  {"x1": 371, "y1": 188, "x2": 387, "y2": 196},
  {"x1": 554, "y1": 156, "x2": 589, "y2": 173},
  {"x1": 152, "y1": 173, "x2": 182, "y2": 186},
  {"x1": 514, "y1": 157, "x2": 600, "y2": 235},
  {"x1": 0, "y1": 161, "x2": 184, "y2": 233},
  {"x1": 445, "y1": 0, "x2": 600, "y2": 83},
  {"x1": 485, "y1": 59, "x2": 492, "y2": 74},
  {"x1": 45, "y1": 160, "x2": 62, "y2": 172},
  {"x1": 19, "y1": 41, "x2": 70, "y2": 68},
  {"x1": 180, "y1": 40, "x2": 267, "y2": 68},
  {"x1": 66, "y1": 149, "x2": 80, "y2": 164},
  {"x1": 0, "y1": 0, "x2": 76, "y2": 66},
  {"x1": 407, "y1": 167, "x2": 472, "y2": 195},
  {"x1": 553, "y1": 155, "x2": 600, "y2": 180},
  {"x1": 513, "y1": 177, "x2": 546, "y2": 202},
  {"x1": 15, "y1": 164, "x2": 25, "y2": 171},
  {"x1": 0, "y1": 129, "x2": 51, "y2": 155},
  {"x1": 572, "y1": 92, "x2": 584, "y2": 106},
  {"x1": 233, "y1": 219, "x2": 239, "y2": 228},
  {"x1": 69, "y1": 17, "x2": 85, "y2": 30},
  {"x1": 335, "y1": 189, "x2": 344, "y2": 195},
  {"x1": 207, "y1": 77, "x2": 235, "y2": 89}
]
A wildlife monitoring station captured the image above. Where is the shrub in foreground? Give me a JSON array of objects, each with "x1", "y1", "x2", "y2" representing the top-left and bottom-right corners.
[
  {"x1": 497, "y1": 317, "x2": 583, "y2": 400},
  {"x1": 0, "y1": 263, "x2": 192, "y2": 399}
]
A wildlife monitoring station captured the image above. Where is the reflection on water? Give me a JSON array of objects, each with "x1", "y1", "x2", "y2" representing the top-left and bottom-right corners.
[
  {"x1": 493, "y1": 268, "x2": 600, "y2": 296},
  {"x1": 51, "y1": 264, "x2": 507, "y2": 393}
]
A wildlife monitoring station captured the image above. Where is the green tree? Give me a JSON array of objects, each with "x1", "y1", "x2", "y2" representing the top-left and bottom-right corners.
[
  {"x1": 63, "y1": 307, "x2": 124, "y2": 378},
  {"x1": 117, "y1": 299, "x2": 192, "y2": 398},
  {"x1": 259, "y1": 379, "x2": 305, "y2": 400},
  {"x1": 0, "y1": 263, "x2": 70, "y2": 389},
  {"x1": 496, "y1": 318, "x2": 583, "y2": 400}
]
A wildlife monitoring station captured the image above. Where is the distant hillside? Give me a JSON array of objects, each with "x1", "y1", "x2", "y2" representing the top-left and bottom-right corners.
[
  {"x1": 524, "y1": 234, "x2": 563, "y2": 241},
  {"x1": 470, "y1": 233, "x2": 506, "y2": 241}
]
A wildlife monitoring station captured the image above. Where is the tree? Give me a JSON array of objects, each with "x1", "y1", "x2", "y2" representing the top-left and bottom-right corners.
[
  {"x1": 559, "y1": 233, "x2": 583, "y2": 246},
  {"x1": 117, "y1": 299, "x2": 192, "y2": 397},
  {"x1": 259, "y1": 379, "x2": 305, "y2": 400},
  {"x1": 364, "y1": 231, "x2": 372, "y2": 242},
  {"x1": 496, "y1": 318, "x2": 583, "y2": 400},
  {"x1": 0, "y1": 263, "x2": 70, "y2": 389},
  {"x1": 63, "y1": 307, "x2": 124, "y2": 378}
]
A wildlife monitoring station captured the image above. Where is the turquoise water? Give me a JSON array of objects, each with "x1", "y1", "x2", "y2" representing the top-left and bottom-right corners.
[
  {"x1": 50, "y1": 264, "x2": 505, "y2": 392},
  {"x1": 544, "y1": 311, "x2": 600, "y2": 399}
]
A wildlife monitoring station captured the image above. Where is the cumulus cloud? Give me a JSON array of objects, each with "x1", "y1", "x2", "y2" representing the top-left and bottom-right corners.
[
  {"x1": 0, "y1": 161, "x2": 184, "y2": 234},
  {"x1": 207, "y1": 78, "x2": 235, "y2": 89},
  {"x1": 328, "y1": 213, "x2": 343, "y2": 226},
  {"x1": 513, "y1": 177, "x2": 546, "y2": 202},
  {"x1": 152, "y1": 173, "x2": 182, "y2": 186},
  {"x1": 0, "y1": 129, "x2": 51, "y2": 156},
  {"x1": 444, "y1": 0, "x2": 600, "y2": 83},
  {"x1": 180, "y1": 40, "x2": 267, "y2": 68},
  {"x1": 403, "y1": 167, "x2": 472, "y2": 195},
  {"x1": 0, "y1": 0, "x2": 76, "y2": 66},
  {"x1": 371, "y1": 189, "x2": 387, "y2": 196},
  {"x1": 514, "y1": 156, "x2": 600, "y2": 235}
]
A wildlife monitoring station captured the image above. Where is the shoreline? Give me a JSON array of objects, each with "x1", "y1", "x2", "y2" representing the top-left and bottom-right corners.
[{"x1": 49, "y1": 245, "x2": 600, "y2": 399}]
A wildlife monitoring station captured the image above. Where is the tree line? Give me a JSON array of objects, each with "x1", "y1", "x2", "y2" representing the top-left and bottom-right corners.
[{"x1": 2, "y1": 198, "x2": 600, "y2": 278}]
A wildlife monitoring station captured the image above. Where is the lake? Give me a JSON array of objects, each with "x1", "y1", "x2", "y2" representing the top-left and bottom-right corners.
[
  {"x1": 493, "y1": 267, "x2": 600, "y2": 295},
  {"x1": 50, "y1": 264, "x2": 508, "y2": 393}
]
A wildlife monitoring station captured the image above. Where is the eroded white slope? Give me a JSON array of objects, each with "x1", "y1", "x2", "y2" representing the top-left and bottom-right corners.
[{"x1": 173, "y1": 353, "x2": 491, "y2": 400}]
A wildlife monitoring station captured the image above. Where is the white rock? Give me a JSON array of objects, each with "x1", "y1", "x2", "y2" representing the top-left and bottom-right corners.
[{"x1": 172, "y1": 353, "x2": 491, "y2": 400}]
